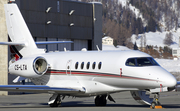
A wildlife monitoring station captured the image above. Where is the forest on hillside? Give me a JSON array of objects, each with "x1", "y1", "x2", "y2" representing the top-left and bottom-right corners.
[{"x1": 80, "y1": 0, "x2": 179, "y2": 58}]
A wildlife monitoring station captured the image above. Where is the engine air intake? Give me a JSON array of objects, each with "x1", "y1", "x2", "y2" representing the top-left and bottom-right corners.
[{"x1": 33, "y1": 57, "x2": 48, "y2": 75}]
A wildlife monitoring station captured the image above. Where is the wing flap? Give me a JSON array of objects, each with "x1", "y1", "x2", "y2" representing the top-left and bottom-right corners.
[{"x1": 0, "y1": 85, "x2": 85, "y2": 94}]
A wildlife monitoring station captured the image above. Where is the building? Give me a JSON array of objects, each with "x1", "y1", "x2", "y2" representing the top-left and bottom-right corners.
[
  {"x1": 15, "y1": 0, "x2": 102, "y2": 51},
  {"x1": 172, "y1": 48, "x2": 180, "y2": 58},
  {"x1": 172, "y1": 37, "x2": 180, "y2": 58},
  {"x1": 0, "y1": 0, "x2": 8, "y2": 95},
  {"x1": 102, "y1": 37, "x2": 113, "y2": 45}
]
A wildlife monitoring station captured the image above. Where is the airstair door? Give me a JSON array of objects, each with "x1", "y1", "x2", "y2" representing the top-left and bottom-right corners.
[{"x1": 66, "y1": 60, "x2": 72, "y2": 75}]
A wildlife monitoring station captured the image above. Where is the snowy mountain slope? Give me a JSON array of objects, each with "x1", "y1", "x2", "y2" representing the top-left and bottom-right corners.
[
  {"x1": 118, "y1": 0, "x2": 146, "y2": 26},
  {"x1": 118, "y1": 0, "x2": 180, "y2": 31}
]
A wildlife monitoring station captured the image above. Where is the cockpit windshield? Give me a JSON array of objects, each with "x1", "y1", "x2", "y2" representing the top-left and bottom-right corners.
[{"x1": 125, "y1": 57, "x2": 159, "y2": 67}]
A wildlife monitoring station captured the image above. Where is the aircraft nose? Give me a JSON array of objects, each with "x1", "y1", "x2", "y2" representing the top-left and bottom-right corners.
[{"x1": 166, "y1": 75, "x2": 177, "y2": 88}]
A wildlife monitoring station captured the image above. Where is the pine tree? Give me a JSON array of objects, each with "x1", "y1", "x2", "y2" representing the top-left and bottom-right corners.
[
  {"x1": 134, "y1": 41, "x2": 138, "y2": 50},
  {"x1": 163, "y1": 32, "x2": 173, "y2": 46},
  {"x1": 143, "y1": 33, "x2": 146, "y2": 48}
]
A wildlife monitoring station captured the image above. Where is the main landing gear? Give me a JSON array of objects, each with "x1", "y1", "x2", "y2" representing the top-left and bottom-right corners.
[
  {"x1": 48, "y1": 94, "x2": 62, "y2": 107},
  {"x1": 95, "y1": 95, "x2": 107, "y2": 106},
  {"x1": 48, "y1": 94, "x2": 115, "y2": 107},
  {"x1": 95, "y1": 95, "x2": 115, "y2": 106},
  {"x1": 150, "y1": 93, "x2": 162, "y2": 109}
]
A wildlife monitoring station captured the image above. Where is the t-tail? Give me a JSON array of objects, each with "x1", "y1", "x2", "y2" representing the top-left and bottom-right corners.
[
  {"x1": 0, "y1": 4, "x2": 73, "y2": 58},
  {"x1": 0, "y1": 4, "x2": 45, "y2": 57}
]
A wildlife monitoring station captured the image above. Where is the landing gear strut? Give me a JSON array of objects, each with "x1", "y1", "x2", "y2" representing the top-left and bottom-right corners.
[
  {"x1": 150, "y1": 93, "x2": 162, "y2": 109},
  {"x1": 48, "y1": 94, "x2": 62, "y2": 107},
  {"x1": 95, "y1": 95, "x2": 107, "y2": 106}
]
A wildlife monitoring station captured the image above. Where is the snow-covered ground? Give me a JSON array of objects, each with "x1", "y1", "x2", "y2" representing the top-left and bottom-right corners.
[
  {"x1": 131, "y1": 30, "x2": 180, "y2": 49},
  {"x1": 156, "y1": 59, "x2": 180, "y2": 72},
  {"x1": 102, "y1": 45, "x2": 180, "y2": 73},
  {"x1": 102, "y1": 45, "x2": 130, "y2": 50}
]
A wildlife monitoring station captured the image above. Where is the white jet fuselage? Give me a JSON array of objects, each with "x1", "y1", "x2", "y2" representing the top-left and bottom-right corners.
[{"x1": 9, "y1": 50, "x2": 177, "y2": 96}]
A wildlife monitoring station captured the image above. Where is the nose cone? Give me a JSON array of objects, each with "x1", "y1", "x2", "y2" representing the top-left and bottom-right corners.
[
  {"x1": 161, "y1": 72, "x2": 177, "y2": 88},
  {"x1": 166, "y1": 75, "x2": 177, "y2": 88},
  {"x1": 154, "y1": 67, "x2": 177, "y2": 88}
]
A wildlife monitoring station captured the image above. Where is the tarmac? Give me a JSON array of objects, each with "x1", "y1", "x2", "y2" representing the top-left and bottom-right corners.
[{"x1": 0, "y1": 91, "x2": 180, "y2": 111}]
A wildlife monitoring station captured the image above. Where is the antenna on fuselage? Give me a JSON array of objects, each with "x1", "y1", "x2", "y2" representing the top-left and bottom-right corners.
[
  {"x1": 64, "y1": 47, "x2": 67, "y2": 52},
  {"x1": 96, "y1": 45, "x2": 100, "y2": 51}
]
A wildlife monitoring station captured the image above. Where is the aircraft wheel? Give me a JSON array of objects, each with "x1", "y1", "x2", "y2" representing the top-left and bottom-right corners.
[
  {"x1": 151, "y1": 102, "x2": 156, "y2": 109},
  {"x1": 49, "y1": 101, "x2": 61, "y2": 107},
  {"x1": 95, "y1": 95, "x2": 107, "y2": 106},
  {"x1": 49, "y1": 94, "x2": 61, "y2": 107}
]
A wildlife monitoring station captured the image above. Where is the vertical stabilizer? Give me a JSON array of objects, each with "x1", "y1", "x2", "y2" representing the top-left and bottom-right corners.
[{"x1": 4, "y1": 4, "x2": 45, "y2": 57}]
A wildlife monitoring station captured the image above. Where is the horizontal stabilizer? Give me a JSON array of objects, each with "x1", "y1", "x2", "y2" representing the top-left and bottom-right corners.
[
  {"x1": 36, "y1": 41, "x2": 73, "y2": 45},
  {"x1": 13, "y1": 76, "x2": 26, "y2": 83},
  {"x1": 0, "y1": 42, "x2": 25, "y2": 46},
  {"x1": 0, "y1": 85, "x2": 85, "y2": 94}
]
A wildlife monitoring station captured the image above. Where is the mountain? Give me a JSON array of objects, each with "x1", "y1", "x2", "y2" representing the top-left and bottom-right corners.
[{"x1": 80, "y1": 0, "x2": 180, "y2": 58}]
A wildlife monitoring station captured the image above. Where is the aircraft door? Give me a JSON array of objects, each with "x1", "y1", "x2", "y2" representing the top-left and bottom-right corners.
[{"x1": 66, "y1": 60, "x2": 72, "y2": 75}]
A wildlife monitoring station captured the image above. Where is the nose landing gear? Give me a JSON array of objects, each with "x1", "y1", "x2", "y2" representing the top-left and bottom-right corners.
[{"x1": 150, "y1": 93, "x2": 162, "y2": 109}]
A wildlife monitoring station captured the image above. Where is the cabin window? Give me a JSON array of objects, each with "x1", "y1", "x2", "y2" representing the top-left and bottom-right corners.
[
  {"x1": 86, "y1": 62, "x2": 90, "y2": 69},
  {"x1": 81, "y1": 62, "x2": 84, "y2": 69},
  {"x1": 148, "y1": 57, "x2": 159, "y2": 65},
  {"x1": 98, "y1": 62, "x2": 102, "y2": 69},
  {"x1": 92, "y1": 62, "x2": 96, "y2": 69},
  {"x1": 75, "y1": 62, "x2": 78, "y2": 69},
  {"x1": 137, "y1": 58, "x2": 153, "y2": 66},
  {"x1": 126, "y1": 58, "x2": 136, "y2": 66}
]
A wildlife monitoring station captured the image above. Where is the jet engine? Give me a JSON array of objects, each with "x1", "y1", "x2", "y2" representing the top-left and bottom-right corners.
[
  {"x1": 9, "y1": 56, "x2": 48, "y2": 78},
  {"x1": 130, "y1": 91, "x2": 153, "y2": 105}
]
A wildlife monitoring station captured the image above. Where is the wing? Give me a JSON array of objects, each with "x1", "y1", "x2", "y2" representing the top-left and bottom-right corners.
[
  {"x1": 177, "y1": 81, "x2": 180, "y2": 85},
  {"x1": 36, "y1": 41, "x2": 73, "y2": 45},
  {"x1": 0, "y1": 85, "x2": 85, "y2": 94},
  {"x1": 176, "y1": 81, "x2": 180, "y2": 91}
]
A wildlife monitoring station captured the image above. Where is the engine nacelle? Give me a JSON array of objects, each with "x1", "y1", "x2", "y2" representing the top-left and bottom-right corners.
[
  {"x1": 130, "y1": 91, "x2": 153, "y2": 105},
  {"x1": 9, "y1": 56, "x2": 48, "y2": 78}
]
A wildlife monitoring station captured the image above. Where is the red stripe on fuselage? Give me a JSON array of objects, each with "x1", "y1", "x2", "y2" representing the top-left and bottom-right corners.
[{"x1": 46, "y1": 70, "x2": 158, "y2": 82}]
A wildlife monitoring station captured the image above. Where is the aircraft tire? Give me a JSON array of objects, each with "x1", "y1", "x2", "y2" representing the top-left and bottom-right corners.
[
  {"x1": 151, "y1": 102, "x2": 156, "y2": 109},
  {"x1": 49, "y1": 101, "x2": 61, "y2": 107},
  {"x1": 49, "y1": 95, "x2": 61, "y2": 107},
  {"x1": 95, "y1": 95, "x2": 107, "y2": 106}
]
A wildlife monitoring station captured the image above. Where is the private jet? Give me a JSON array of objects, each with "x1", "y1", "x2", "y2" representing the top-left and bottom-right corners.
[{"x1": 0, "y1": 3, "x2": 179, "y2": 109}]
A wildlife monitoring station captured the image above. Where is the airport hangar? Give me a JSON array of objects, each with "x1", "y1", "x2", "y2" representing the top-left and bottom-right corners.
[
  {"x1": 0, "y1": 0, "x2": 102, "y2": 95},
  {"x1": 15, "y1": 0, "x2": 102, "y2": 51}
]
